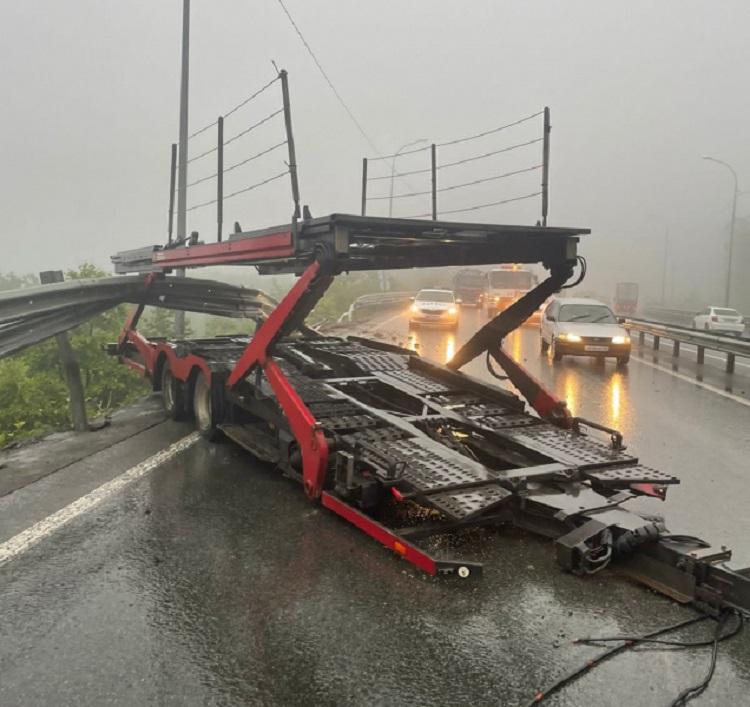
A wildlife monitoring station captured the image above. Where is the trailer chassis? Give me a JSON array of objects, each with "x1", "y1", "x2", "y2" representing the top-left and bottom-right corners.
[{"x1": 112, "y1": 215, "x2": 750, "y2": 616}]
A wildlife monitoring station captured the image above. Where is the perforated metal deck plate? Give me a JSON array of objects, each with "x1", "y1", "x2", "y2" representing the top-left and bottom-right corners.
[
  {"x1": 375, "y1": 369, "x2": 454, "y2": 395},
  {"x1": 428, "y1": 485, "x2": 511, "y2": 520},
  {"x1": 506, "y1": 425, "x2": 635, "y2": 469},
  {"x1": 584, "y1": 464, "x2": 679, "y2": 486}
]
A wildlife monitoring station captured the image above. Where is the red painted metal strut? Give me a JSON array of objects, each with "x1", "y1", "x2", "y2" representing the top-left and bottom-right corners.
[
  {"x1": 227, "y1": 259, "x2": 329, "y2": 499},
  {"x1": 153, "y1": 231, "x2": 294, "y2": 269}
]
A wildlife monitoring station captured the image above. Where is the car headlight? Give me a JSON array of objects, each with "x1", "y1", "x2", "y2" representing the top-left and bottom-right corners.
[
  {"x1": 559, "y1": 333, "x2": 582, "y2": 343},
  {"x1": 447, "y1": 306, "x2": 457, "y2": 316},
  {"x1": 410, "y1": 303, "x2": 418, "y2": 313},
  {"x1": 494, "y1": 296, "x2": 500, "y2": 302},
  {"x1": 611, "y1": 335, "x2": 630, "y2": 345}
]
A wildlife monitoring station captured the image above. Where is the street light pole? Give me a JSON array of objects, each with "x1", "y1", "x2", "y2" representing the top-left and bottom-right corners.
[
  {"x1": 388, "y1": 138, "x2": 428, "y2": 217},
  {"x1": 702, "y1": 156, "x2": 738, "y2": 307}
]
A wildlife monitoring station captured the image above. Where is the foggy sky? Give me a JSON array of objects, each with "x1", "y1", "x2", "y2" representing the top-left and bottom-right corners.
[{"x1": 1, "y1": 1, "x2": 748, "y2": 305}]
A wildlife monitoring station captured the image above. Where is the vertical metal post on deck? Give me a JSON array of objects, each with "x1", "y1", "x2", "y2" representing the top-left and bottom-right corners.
[
  {"x1": 541, "y1": 107, "x2": 551, "y2": 227},
  {"x1": 279, "y1": 70, "x2": 301, "y2": 221},
  {"x1": 168, "y1": 143, "x2": 177, "y2": 244},
  {"x1": 39, "y1": 271, "x2": 88, "y2": 432},
  {"x1": 431, "y1": 143, "x2": 437, "y2": 220},
  {"x1": 217, "y1": 116, "x2": 224, "y2": 242},
  {"x1": 361, "y1": 158, "x2": 368, "y2": 216}
]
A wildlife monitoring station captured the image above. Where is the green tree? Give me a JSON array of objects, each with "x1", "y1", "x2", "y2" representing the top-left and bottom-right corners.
[{"x1": 0, "y1": 264, "x2": 148, "y2": 446}]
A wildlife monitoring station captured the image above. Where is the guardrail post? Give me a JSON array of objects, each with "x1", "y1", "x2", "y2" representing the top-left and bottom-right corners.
[
  {"x1": 672, "y1": 340, "x2": 680, "y2": 357},
  {"x1": 727, "y1": 353, "x2": 735, "y2": 373},
  {"x1": 653, "y1": 335, "x2": 660, "y2": 350},
  {"x1": 697, "y1": 346, "x2": 705, "y2": 365},
  {"x1": 39, "y1": 270, "x2": 88, "y2": 433}
]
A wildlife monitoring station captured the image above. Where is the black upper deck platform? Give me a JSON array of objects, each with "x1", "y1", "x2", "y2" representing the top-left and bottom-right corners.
[{"x1": 112, "y1": 214, "x2": 589, "y2": 275}]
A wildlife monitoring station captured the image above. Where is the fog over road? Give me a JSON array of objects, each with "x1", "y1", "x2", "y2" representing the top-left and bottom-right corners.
[{"x1": 1, "y1": 312, "x2": 749, "y2": 706}]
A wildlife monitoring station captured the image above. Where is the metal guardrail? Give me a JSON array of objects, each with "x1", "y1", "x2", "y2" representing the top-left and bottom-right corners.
[
  {"x1": 0, "y1": 276, "x2": 276, "y2": 359},
  {"x1": 625, "y1": 318, "x2": 750, "y2": 373},
  {"x1": 337, "y1": 291, "x2": 414, "y2": 324}
]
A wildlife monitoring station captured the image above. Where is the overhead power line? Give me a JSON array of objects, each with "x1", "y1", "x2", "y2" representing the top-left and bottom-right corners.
[{"x1": 275, "y1": 0, "x2": 382, "y2": 157}]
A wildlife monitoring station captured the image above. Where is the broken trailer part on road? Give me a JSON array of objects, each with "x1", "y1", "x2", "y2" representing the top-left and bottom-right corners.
[{"x1": 109, "y1": 213, "x2": 750, "y2": 617}]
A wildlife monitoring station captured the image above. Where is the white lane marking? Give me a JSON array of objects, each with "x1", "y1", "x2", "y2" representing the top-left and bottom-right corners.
[
  {"x1": 0, "y1": 432, "x2": 200, "y2": 566},
  {"x1": 632, "y1": 355, "x2": 750, "y2": 408}
]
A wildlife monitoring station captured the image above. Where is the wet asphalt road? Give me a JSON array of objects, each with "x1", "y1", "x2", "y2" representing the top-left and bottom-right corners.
[{"x1": 1, "y1": 310, "x2": 750, "y2": 706}]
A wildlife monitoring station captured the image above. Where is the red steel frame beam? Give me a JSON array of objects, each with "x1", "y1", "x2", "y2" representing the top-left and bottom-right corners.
[
  {"x1": 321, "y1": 492, "x2": 438, "y2": 575},
  {"x1": 152, "y1": 231, "x2": 294, "y2": 269},
  {"x1": 227, "y1": 260, "x2": 329, "y2": 500}
]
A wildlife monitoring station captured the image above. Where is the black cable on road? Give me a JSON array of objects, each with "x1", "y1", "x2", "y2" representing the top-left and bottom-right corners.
[
  {"x1": 529, "y1": 610, "x2": 743, "y2": 706},
  {"x1": 528, "y1": 614, "x2": 708, "y2": 705}
]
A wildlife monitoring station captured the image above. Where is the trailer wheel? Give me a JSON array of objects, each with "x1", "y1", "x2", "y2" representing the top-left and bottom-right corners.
[
  {"x1": 193, "y1": 372, "x2": 223, "y2": 441},
  {"x1": 161, "y1": 365, "x2": 187, "y2": 421}
]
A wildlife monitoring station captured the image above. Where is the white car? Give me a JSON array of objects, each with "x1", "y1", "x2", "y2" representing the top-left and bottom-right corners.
[
  {"x1": 692, "y1": 307, "x2": 745, "y2": 336},
  {"x1": 540, "y1": 297, "x2": 631, "y2": 366},
  {"x1": 409, "y1": 289, "x2": 459, "y2": 329}
]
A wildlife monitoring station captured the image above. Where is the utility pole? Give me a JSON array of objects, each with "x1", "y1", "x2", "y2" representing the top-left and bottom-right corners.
[
  {"x1": 174, "y1": 0, "x2": 190, "y2": 337},
  {"x1": 702, "y1": 156, "x2": 739, "y2": 307}
]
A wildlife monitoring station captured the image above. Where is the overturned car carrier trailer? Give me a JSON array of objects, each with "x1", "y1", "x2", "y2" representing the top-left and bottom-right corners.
[{"x1": 111, "y1": 214, "x2": 750, "y2": 615}]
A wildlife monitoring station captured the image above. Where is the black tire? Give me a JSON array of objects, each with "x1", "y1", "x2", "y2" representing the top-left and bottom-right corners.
[
  {"x1": 161, "y1": 365, "x2": 187, "y2": 421},
  {"x1": 193, "y1": 372, "x2": 223, "y2": 441},
  {"x1": 540, "y1": 336, "x2": 549, "y2": 353},
  {"x1": 617, "y1": 355, "x2": 630, "y2": 367},
  {"x1": 550, "y1": 338, "x2": 562, "y2": 362}
]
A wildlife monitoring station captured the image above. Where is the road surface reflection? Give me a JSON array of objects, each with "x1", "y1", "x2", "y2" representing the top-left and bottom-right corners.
[{"x1": 398, "y1": 307, "x2": 631, "y2": 433}]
